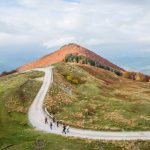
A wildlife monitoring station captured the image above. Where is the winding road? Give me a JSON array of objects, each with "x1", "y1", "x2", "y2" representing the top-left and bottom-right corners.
[{"x1": 28, "y1": 67, "x2": 150, "y2": 140}]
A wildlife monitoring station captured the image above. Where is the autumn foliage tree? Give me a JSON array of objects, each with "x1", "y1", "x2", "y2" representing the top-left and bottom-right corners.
[
  {"x1": 123, "y1": 71, "x2": 150, "y2": 82},
  {"x1": 123, "y1": 72, "x2": 130, "y2": 79},
  {"x1": 135, "y1": 73, "x2": 150, "y2": 82}
]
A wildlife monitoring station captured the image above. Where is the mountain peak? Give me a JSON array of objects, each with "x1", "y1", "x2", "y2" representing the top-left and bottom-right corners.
[
  {"x1": 17, "y1": 43, "x2": 124, "y2": 72},
  {"x1": 60, "y1": 43, "x2": 81, "y2": 49},
  {"x1": 59, "y1": 43, "x2": 91, "y2": 55}
]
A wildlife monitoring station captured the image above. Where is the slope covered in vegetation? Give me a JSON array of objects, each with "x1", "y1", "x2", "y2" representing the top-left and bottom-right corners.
[
  {"x1": 0, "y1": 68, "x2": 150, "y2": 149},
  {"x1": 64, "y1": 53, "x2": 122, "y2": 76},
  {"x1": 0, "y1": 71, "x2": 100, "y2": 150},
  {"x1": 64, "y1": 53, "x2": 150, "y2": 82},
  {"x1": 45, "y1": 63, "x2": 150, "y2": 131}
]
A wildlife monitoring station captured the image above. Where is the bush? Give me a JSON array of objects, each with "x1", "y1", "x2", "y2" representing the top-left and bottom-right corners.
[
  {"x1": 66, "y1": 75, "x2": 79, "y2": 84},
  {"x1": 84, "y1": 104, "x2": 97, "y2": 116},
  {"x1": 72, "y1": 79, "x2": 79, "y2": 84},
  {"x1": 114, "y1": 70, "x2": 122, "y2": 76},
  {"x1": 66, "y1": 75, "x2": 73, "y2": 81}
]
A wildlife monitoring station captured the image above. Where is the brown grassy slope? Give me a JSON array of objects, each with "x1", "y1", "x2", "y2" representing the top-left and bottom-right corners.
[
  {"x1": 44, "y1": 63, "x2": 150, "y2": 131},
  {"x1": 78, "y1": 64, "x2": 120, "y2": 84},
  {"x1": 79, "y1": 64, "x2": 150, "y2": 102},
  {"x1": 17, "y1": 43, "x2": 124, "y2": 72}
]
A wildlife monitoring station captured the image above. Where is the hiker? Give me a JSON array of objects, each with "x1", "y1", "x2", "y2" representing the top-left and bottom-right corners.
[
  {"x1": 62, "y1": 125, "x2": 66, "y2": 134},
  {"x1": 53, "y1": 117, "x2": 56, "y2": 123},
  {"x1": 45, "y1": 117, "x2": 48, "y2": 124},
  {"x1": 50, "y1": 122, "x2": 53, "y2": 130},
  {"x1": 66, "y1": 125, "x2": 70, "y2": 133},
  {"x1": 57, "y1": 121, "x2": 59, "y2": 127}
]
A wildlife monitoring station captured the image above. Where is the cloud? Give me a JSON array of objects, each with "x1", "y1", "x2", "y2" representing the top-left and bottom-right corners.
[
  {"x1": 43, "y1": 35, "x2": 76, "y2": 48},
  {"x1": 0, "y1": 32, "x2": 32, "y2": 46},
  {"x1": 17, "y1": 0, "x2": 42, "y2": 6},
  {"x1": 0, "y1": 0, "x2": 150, "y2": 51}
]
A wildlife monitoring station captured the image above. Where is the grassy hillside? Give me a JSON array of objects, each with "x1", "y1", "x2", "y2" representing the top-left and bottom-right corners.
[
  {"x1": 44, "y1": 63, "x2": 150, "y2": 131},
  {"x1": 0, "y1": 71, "x2": 97, "y2": 150},
  {"x1": 0, "y1": 68, "x2": 150, "y2": 150}
]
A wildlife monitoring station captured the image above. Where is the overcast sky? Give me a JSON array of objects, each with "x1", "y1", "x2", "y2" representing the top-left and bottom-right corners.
[{"x1": 0, "y1": 0, "x2": 150, "y2": 72}]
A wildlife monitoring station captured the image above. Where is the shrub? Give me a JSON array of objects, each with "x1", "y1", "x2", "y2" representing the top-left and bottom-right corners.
[
  {"x1": 84, "y1": 104, "x2": 97, "y2": 116},
  {"x1": 66, "y1": 75, "x2": 73, "y2": 81},
  {"x1": 66, "y1": 75, "x2": 79, "y2": 84},
  {"x1": 72, "y1": 79, "x2": 79, "y2": 84}
]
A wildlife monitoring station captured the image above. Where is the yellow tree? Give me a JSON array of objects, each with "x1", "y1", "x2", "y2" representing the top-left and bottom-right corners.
[
  {"x1": 135, "y1": 73, "x2": 141, "y2": 81},
  {"x1": 122, "y1": 72, "x2": 130, "y2": 79}
]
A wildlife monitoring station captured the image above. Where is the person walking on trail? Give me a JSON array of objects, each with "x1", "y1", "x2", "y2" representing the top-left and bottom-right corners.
[
  {"x1": 57, "y1": 121, "x2": 59, "y2": 127},
  {"x1": 45, "y1": 117, "x2": 48, "y2": 124},
  {"x1": 53, "y1": 117, "x2": 56, "y2": 123},
  {"x1": 66, "y1": 125, "x2": 70, "y2": 133},
  {"x1": 50, "y1": 122, "x2": 53, "y2": 130},
  {"x1": 62, "y1": 125, "x2": 66, "y2": 134}
]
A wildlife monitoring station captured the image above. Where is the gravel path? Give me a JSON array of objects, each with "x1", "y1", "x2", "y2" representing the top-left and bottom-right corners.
[{"x1": 28, "y1": 67, "x2": 150, "y2": 140}]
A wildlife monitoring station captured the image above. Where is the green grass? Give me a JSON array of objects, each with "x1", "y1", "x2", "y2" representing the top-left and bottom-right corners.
[
  {"x1": 0, "y1": 70, "x2": 104, "y2": 150},
  {"x1": 51, "y1": 62, "x2": 62, "y2": 67},
  {"x1": 1, "y1": 69, "x2": 150, "y2": 150},
  {"x1": 45, "y1": 63, "x2": 150, "y2": 131}
]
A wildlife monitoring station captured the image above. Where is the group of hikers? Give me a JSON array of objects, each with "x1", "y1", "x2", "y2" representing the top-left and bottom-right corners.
[{"x1": 45, "y1": 116, "x2": 69, "y2": 134}]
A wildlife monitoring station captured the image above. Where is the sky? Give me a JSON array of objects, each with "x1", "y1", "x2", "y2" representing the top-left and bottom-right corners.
[{"x1": 0, "y1": 0, "x2": 150, "y2": 73}]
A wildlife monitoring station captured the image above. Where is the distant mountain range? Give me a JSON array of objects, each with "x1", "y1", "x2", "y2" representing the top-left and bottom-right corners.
[
  {"x1": 0, "y1": 63, "x2": 12, "y2": 73},
  {"x1": 109, "y1": 56, "x2": 150, "y2": 74}
]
